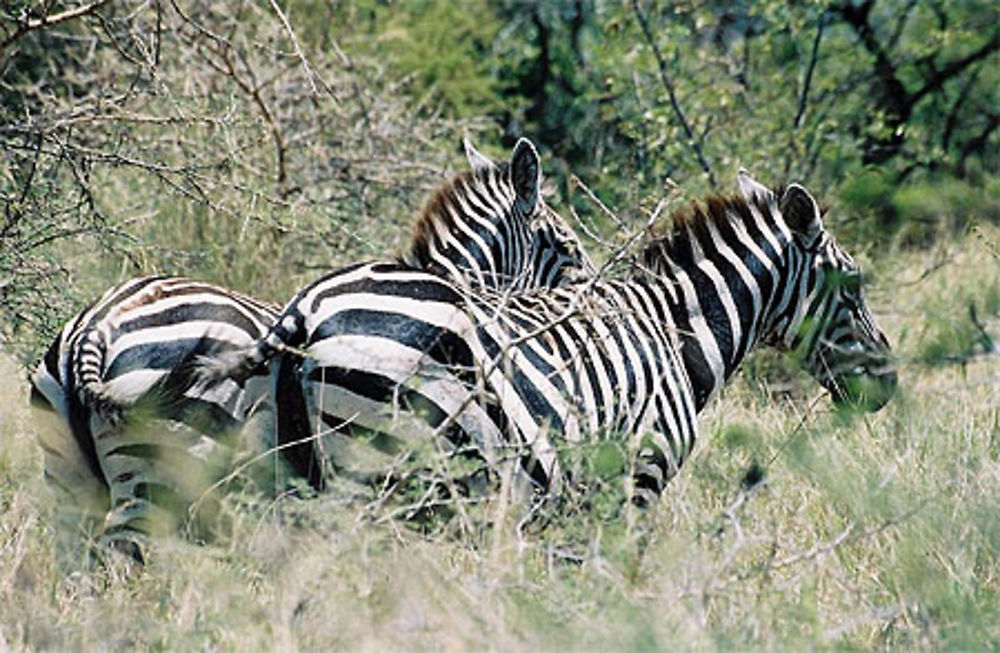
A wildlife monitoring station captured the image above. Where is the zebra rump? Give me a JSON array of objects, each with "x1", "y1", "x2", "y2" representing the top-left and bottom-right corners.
[{"x1": 29, "y1": 276, "x2": 280, "y2": 560}]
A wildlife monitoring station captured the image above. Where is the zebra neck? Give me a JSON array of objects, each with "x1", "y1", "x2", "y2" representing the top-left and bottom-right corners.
[{"x1": 655, "y1": 226, "x2": 789, "y2": 411}]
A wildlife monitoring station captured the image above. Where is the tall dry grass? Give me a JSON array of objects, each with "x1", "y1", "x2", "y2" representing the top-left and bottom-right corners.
[{"x1": 2, "y1": 227, "x2": 997, "y2": 650}]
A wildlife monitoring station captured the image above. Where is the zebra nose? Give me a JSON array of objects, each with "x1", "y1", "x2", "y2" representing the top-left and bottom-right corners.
[
  {"x1": 832, "y1": 366, "x2": 897, "y2": 412},
  {"x1": 868, "y1": 367, "x2": 897, "y2": 411}
]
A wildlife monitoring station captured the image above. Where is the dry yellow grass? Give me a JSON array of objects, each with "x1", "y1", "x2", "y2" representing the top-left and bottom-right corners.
[{"x1": 2, "y1": 226, "x2": 998, "y2": 651}]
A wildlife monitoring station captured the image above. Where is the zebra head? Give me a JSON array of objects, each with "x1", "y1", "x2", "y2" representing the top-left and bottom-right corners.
[
  {"x1": 526, "y1": 204, "x2": 598, "y2": 287},
  {"x1": 463, "y1": 137, "x2": 596, "y2": 287},
  {"x1": 739, "y1": 170, "x2": 897, "y2": 411}
]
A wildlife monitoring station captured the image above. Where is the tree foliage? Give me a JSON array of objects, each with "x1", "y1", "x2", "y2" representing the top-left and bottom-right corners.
[
  {"x1": 1, "y1": 0, "x2": 997, "y2": 356},
  {"x1": 482, "y1": 0, "x2": 998, "y2": 201}
]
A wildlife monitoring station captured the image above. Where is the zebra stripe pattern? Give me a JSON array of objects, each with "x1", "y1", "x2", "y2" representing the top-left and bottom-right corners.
[
  {"x1": 403, "y1": 137, "x2": 595, "y2": 290},
  {"x1": 202, "y1": 171, "x2": 896, "y2": 504},
  {"x1": 30, "y1": 137, "x2": 598, "y2": 561},
  {"x1": 30, "y1": 276, "x2": 281, "y2": 560}
]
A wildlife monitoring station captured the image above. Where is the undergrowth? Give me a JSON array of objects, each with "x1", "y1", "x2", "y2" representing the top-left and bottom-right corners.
[{"x1": 2, "y1": 226, "x2": 998, "y2": 650}]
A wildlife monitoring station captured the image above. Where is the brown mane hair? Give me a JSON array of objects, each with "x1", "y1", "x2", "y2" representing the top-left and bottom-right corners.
[
  {"x1": 403, "y1": 163, "x2": 513, "y2": 266},
  {"x1": 642, "y1": 191, "x2": 762, "y2": 270},
  {"x1": 641, "y1": 183, "x2": 831, "y2": 271}
]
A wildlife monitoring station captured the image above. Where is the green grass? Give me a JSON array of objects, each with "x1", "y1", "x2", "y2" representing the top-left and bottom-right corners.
[
  {"x1": 4, "y1": 4, "x2": 998, "y2": 648},
  {"x1": 2, "y1": 227, "x2": 998, "y2": 650}
]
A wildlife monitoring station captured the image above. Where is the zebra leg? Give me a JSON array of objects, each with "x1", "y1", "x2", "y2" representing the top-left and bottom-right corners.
[
  {"x1": 228, "y1": 373, "x2": 286, "y2": 497},
  {"x1": 93, "y1": 413, "x2": 239, "y2": 563},
  {"x1": 29, "y1": 394, "x2": 110, "y2": 565},
  {"x1": 273, "y1": 352, "x2": 326, "y2": 489}
]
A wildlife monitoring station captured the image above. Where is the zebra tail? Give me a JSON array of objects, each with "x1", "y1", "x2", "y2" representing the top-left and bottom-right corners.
[
  {"x1": 194, "y1": 338, "x2": 274, "y2": 387},
  {"x1": 74, "y1": 329, "x2": 127, "y2": 426}
]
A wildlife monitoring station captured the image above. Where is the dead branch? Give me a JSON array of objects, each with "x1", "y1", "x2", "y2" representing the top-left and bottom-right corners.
[
  {"x1": 631, "y1": 0, "x2": 717, "y2": 189},
  {"x1": 0, "y1": 0, "x2": 115, "y2": 56}
]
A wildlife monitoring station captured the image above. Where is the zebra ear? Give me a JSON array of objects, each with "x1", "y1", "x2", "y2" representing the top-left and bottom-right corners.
[
  {"x1": 780, "y1": 183, "x2": 823, "y2": 245},
  {"x1": 510, "y1": 138, "x2": 541, "y2": 214},
  {"x1": 464, "y1": 137, "x2": 497, "y2": 173},
  {"x1": 737, "y1": 167, "x2": 775, "y2": 206}
]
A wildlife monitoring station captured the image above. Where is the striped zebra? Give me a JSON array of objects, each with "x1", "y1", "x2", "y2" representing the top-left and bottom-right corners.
[
  {"x1": 201, "y1": 170, "x2": 897, "y2": 505},
  {"x1": 29, "y1": 276, "x2": 281, "y2": 560},
  {"x1": 29, "y1": 137, "x2": 595, "y2": 561},
  {"x1": 403, "y1": 136, "x2": 595, "y2": 289}
]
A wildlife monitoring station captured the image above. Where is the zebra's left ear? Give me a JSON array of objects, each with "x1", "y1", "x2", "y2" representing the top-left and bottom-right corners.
[
  {"x1": 510, "y1": 138, "x2": 541, "y2": 214},
  {"x1": 738, "y1": 167, "x2": 776, "y2": 207},
  {"x1": 780, "y1": 183, "x2": 823, "y2": 247},
  {"x1": 464, "y1": 137, "x2": 497, "y2": 173}
]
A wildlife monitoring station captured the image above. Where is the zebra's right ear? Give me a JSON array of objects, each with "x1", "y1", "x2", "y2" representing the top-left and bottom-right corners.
[
  {"x1": 463, "y1": 137, "x2": 496, "y2": 173},
  {"x1": 510, "y1": 138, "x2": 541, "y2": 214},
  {"x1": 780, "y1": 183, "x2": 823, "y2": 246}
]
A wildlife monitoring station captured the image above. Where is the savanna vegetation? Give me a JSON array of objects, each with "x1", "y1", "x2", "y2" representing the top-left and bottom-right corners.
[{"x1": 1, "y1": 0, "x2": 998, "y2": 649}]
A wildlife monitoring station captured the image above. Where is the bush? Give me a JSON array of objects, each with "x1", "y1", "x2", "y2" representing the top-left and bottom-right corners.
[{"x1": 892, "y1": 176, "x2": 1000, "y2": 245}]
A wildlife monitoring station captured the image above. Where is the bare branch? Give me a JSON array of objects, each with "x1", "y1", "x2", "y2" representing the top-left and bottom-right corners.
[
  {"x1": 264, "y1": 0, "x2": 338, "y2": 102},
  {"x1": 794, "y1": 13, "x2": 825, "y2": 131},
  {"x1": 784, "y1": 12, "x2": 826, "y2": 178},
  {"x1": 0, "y1": 0, "x2": 115, "y2": 55},
  {"x1": 631, "y1": 0, "x2": 717, "y2": 188}
]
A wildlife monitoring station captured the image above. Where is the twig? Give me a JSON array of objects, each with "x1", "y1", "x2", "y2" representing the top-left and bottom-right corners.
[
  {"x1": 784, "y1": 11, "x2": 826, "y2": 178},
  {"x1": 0, "y1": 0, "x2": 115, "y2": 55},
  {"x1": 264, "y1": 0, "x2": 338, "y2": 102},
  {"x1": 794, "y1": 12, "x2": 825, "y2": 131},
  {"x1": 897, "y1": 255, "x2": 953, "y2": 287},
  {"x1": 767, "y1": 391, "x2": 826, "y2": 467},
  {"x1": 631, "y1": 0, "x2": 716, "y2": 188},
  {"x1": 186, "y1": 415, "x2": 361, "y2": 526},
  {"x1": 570, "y1": 174, "x2": 626, "y2": 231}
]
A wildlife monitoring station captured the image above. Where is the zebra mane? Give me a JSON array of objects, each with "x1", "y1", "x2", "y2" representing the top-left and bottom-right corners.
[
  {"x1": 403, "y1": 163, "x2": 513, "y2": 266},
  {"x1": 641, "y1": 188, "x2": 785, "y2": 270}
]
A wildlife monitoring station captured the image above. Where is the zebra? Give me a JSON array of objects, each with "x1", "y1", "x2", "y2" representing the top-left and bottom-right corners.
[
  {"x1": 29, "y1": 136, "x2": 596, "y2": 562},
  {"x1": 403, "y1": 136, "x2": 596, "y2": 289},
  {"x1": 200, "y1": 170, "x2": 897, "y2": 506},
  {"x1": 29, "y1": 276, "x2": 282, "y2": 561}
]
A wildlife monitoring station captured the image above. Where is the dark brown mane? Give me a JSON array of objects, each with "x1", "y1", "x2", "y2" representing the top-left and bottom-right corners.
[
  {"x1": 402, "y1": 162, "x2": 514, "y2": 265},
  {"x1": 407, "y1": 172, "x2": 465, "y2": 260},
  {"x1": 640, "y1": 182, "x2": 830, "y2": 270},
  {"x1": 642, "y1": 191, "x2": 758, "y2": 269}
]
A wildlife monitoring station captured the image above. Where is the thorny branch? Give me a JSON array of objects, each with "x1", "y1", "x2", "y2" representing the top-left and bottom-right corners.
[
  {"x1": 631, "y1": 0, "x2": 717, "y2": 189},
  {"x1": 0, "y1": 0, "x2": 115, "y2": 56},
  {"x1": 264, "y1": 0, "x2": 336, "y2": 102}
]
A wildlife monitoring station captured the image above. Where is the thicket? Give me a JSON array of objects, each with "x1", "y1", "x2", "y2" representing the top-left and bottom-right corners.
[{"x1": 2, "y1": 0, "x2": 998, "y2": 361}]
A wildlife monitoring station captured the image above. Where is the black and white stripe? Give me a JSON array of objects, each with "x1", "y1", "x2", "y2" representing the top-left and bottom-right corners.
[
  {"x1": 30, "y1": 276, "x2": 280, "y2": 559},
  {"x1": 29, "y1": 138, "x2": 598, "y2": 561},
  {"x1": 203, "y1": 171, "x2": 896, "y2": 504},
  {"x1": 403, "y1": 137, "x2": 595, "y2": 290}
]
